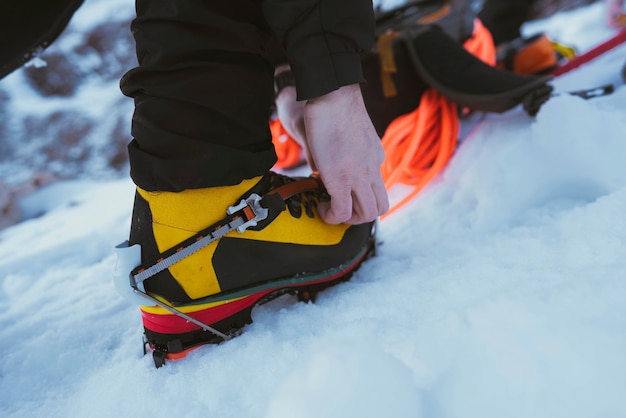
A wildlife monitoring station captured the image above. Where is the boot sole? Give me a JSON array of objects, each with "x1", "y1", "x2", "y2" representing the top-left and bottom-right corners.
[{"x1": 142, "y1": 238, "x2": 376, "y2": 367}]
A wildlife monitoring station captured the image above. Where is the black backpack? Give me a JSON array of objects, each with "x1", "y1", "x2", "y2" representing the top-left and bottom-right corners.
[{"x1": 361, "y1": 0, "x2": 553, "y2": 135}]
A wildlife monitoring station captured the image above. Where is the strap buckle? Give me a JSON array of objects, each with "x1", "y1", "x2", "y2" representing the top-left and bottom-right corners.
[{"x1": 226, "y1": 193, "x2": 269, "y2": 232}]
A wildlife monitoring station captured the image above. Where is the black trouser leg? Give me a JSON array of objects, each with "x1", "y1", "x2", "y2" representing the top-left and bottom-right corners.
[{"x1": 121, "y1": 0, "x2": 280, "y2": 191}]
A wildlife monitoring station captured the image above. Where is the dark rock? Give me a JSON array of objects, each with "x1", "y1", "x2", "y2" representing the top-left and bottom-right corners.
[
  {"x1": 23, "y1": 110, "x2": 94, "y2": 166},
  {"x1": 23, "y1": 53, "x2": 82, "y2": 97}
]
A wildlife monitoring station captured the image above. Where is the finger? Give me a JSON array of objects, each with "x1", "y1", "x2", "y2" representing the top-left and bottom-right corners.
[
  {"x1": 318, "y1": 183, "x2": 352, "y2": 224},
  {"x1": 372, "y1": 178, "x2": 390, "y2": 217},
  {"x1": 285, "y1": 112, "x2": 306, "y2": 148},
  {"x1": 347, "y1": 186, "x2": 378, "y2": 225},
  {"x1": 303, "y1": 141, "x2": 318, "y2": 172}
]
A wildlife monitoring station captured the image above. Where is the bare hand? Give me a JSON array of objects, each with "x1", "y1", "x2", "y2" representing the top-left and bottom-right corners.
[
  {"x1": 304, "y1": 84, "x2": 389, "y2": 224},
  {"x1": 274, "y1": 85, "x2": 306, "y2": 148}
]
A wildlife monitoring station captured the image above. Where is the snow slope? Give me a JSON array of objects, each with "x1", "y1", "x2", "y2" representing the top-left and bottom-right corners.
[{"x1": 2, "y1": 2, "x2": 626, "y2": 418}]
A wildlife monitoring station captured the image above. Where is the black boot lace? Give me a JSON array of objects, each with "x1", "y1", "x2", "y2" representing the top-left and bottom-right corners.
[{"x1": 268, "y1": 172, "x2": 326, "y2": 219}]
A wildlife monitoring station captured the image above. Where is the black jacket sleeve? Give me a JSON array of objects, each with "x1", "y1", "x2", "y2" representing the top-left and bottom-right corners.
[{"x1": 263, "y1": 0, "x2": 375, "y2": 100}]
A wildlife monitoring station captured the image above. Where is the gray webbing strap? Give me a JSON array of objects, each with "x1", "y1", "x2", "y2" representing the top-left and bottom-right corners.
[{"x1": 130, "y1": 193, "x2": 266, "y2": 288}]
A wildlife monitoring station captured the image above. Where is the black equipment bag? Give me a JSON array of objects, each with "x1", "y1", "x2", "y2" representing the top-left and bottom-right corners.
[{"x1": 362, "y1": 0, "x2": 553, "y2": 135}]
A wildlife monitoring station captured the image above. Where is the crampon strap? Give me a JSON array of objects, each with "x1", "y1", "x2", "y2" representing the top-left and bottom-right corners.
[{"x1": 128, "y1": 176, "x2": 324, "y2": 340}]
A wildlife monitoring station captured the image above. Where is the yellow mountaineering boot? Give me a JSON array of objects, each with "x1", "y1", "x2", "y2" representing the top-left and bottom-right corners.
[{"x1": 127, "y1": 172, "x2": 375, "y2": 365}]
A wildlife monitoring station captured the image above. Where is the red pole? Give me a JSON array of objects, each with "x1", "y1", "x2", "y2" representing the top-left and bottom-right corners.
[{"x1": 552, "y1": 29, "x2": 626, "y2": 76}]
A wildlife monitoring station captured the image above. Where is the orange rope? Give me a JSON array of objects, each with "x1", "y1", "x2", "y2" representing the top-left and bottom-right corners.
[
  {"x1": 380, "y1": 19, "x2": 495, "y2": 219},
  {"x1": 381, "y1": 89, "x2": 459, "y2": 217}
]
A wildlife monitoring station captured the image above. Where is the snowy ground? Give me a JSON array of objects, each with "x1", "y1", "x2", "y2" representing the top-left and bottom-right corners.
[{"x1": 2, "y1": 2, "x2": 626, "y2": 418}]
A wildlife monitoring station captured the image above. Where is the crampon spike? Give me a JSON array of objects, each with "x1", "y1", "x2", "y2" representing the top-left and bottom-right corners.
[{"x1": 297, "y1": 287, "x2": 317, "y2": 303}]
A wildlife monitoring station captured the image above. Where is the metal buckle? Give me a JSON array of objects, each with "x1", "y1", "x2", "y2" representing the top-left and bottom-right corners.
[{"x1": 226, "y1": 193, "x2": 269, "y2": 233}]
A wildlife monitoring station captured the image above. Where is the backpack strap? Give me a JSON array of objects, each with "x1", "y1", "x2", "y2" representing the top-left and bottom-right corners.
[{"x1": 400, "y1": 23, "x2": 553, "y2": 114}]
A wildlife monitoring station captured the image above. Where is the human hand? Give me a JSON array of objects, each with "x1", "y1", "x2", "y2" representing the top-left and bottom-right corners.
[
  {"x1": 304, "y1": 84, "x2": 389, "y2": 225},
  {"x1": 274, "y1": 84, "x2": 306, "y2": 148}
]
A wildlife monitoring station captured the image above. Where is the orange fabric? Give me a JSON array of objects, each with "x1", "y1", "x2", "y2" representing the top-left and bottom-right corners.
[
  {"x1": 269, "y1": 118, "x2": 302, "y2": 169},
  {"x1": 381, "y1": 19, "x2": 495, "y2": 219},
  {"x1": 464, "y1": 20, "x2": 496, "y2": 66},
  {"x1": 513, "y1": 34, "x2": 558, "y2": 75}
]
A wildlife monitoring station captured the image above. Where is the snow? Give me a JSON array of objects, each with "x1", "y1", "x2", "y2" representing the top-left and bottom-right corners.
[{"x1": 2, "y1": 1, "x2": 626, "y2": 417}]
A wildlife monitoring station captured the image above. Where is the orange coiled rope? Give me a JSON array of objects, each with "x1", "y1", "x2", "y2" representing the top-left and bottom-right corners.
[
  {"x1": 380, "y1": 19, "x2": 495, "y2": 218},
  {"x1": 380, "y1": 89, "x2": 459, "y2": 218}
]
